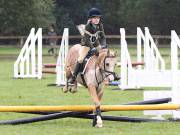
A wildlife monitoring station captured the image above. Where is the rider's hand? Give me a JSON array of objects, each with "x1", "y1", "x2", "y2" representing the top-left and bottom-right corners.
[
  {"x1": 101, "y1": 44, "x2": 107, "y2": 49},
  {"x1": 91, "y1": 47, "x2": 99, "y2": 56}
]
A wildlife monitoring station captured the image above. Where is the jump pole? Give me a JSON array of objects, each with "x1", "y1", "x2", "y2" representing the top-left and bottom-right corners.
[
  {"x1": 0, "y1": 104, "x2": 179, "y2": 112},
  {"x1": 0, "y1": 112, "x2": 166, "y2": 125},
  {"x1": 125, "y1": 97, "x2": 171, "y2": 105},
  {"x1": 18, "y1": 97, "x2": 171, "y2": 115},
  {"x1": 42, "y1": 70, "x2": 56, "y2": 74},
  {"x1": 43, "y1": 64, "x2": 56, "y2": 68}
]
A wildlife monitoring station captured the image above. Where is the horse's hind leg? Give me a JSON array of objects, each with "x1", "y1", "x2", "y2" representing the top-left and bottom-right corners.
[
  {"x1": 70, "y1": 81, "x2": 77, "y2": 93},
  {"x1": 63, "y1": 69, "x2": 72, "y2": 93},
  {"x1": 63, "y1": 80, "x2": 69, "y2": 93}
]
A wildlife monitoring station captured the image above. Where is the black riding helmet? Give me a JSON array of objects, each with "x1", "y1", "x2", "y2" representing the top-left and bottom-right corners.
[{"x1": 88, "y1": 8, "x2": 102, "y2": 18}]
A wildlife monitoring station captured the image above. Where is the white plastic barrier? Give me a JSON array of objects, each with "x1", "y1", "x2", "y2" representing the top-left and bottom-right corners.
[
  {"x1": 143, "y1": 91, "x2": 172, "y2": 119},
  {"x1": 119, "y1": 27, "x2": 180, "y2": 89},
  {"x1": 143, "y1": 30, "x2": 180, "y2": 119},
  {"x1": 171, "y1": 30, "x2": 180, "y2": 119},
  {"x1": 137, "y1": 27, "x2": 165, "y2": 71},
  {"x1": 14, "y1": 28, "x2": 42, "y2": 79},
  {"x1": 120, "y1": 28, "x2": 135, "y2": 89},
  {"x1": 56, "y1": 28, "x2": 69, "y2": 86}
]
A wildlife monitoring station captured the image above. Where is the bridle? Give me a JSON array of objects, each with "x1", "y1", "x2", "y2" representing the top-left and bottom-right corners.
[
  {"x1": 95, "y1": 52, "x2": 117, "y2": 88},
  {"x1": 101, "y1": 55, "x2": 117, "y2": 79}
]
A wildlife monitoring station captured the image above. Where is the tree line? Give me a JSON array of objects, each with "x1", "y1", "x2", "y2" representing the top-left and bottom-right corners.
[{"x1": 0, "y1": 0, "x2": 180, "y2": 36}]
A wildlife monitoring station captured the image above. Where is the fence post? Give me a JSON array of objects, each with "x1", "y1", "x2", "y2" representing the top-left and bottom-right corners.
[
  {"x1": 56, "y1": 28, "x2": 69, "y2": 86},
  {"x1": 171, "y1": 30, "x2": 180, "y2": 119}
]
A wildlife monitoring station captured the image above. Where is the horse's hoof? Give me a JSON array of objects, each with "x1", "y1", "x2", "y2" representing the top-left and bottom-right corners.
[
  {"x1": 63, "y1": 86, "x2": 68, "y2": 93},
  {"x1": 70, "y1": 88, "x2": 77, "y2": 93},
  {"x1": 95, "y1": 116, "x2": 103, "y2": 128},
  {"x1": 68, "y1": 87, "x2": 72, "y2": 92}
]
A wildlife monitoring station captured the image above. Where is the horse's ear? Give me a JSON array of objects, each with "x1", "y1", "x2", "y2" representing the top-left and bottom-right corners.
[
  {"x1": 114, "y1": 50, "x2": 117, "y2": 57},
  {"x1": 108, "y1": 50, "x2": 116, "y2": 57}
]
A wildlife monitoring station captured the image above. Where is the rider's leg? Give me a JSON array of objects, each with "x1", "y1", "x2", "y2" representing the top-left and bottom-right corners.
[
  {"x1": 68, "y1": 46, "x2": 90, "y2": 83},
  {"x1": 68, "y1": 62, "x2": 81, "y2": 84}
]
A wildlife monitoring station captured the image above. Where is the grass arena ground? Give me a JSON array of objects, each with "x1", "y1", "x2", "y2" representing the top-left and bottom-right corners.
[{"x1": 0, "y1": 45, "x2": 180, "y2": 135}]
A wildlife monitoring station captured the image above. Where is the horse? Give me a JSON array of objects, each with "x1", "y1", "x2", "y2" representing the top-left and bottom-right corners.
[{"x1": 63, "y1": 44, "x2": 117, "y2": 128}]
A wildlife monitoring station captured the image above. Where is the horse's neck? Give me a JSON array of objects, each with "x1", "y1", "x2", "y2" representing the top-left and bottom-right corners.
[
  {"x1": 96, "y1": 50, "x2": 107, "y2": 68},
  {"x1": 84, "y1": 49, "x2": 107, "y2": 71},
  {"x1": 94, "y1": 52, "x2": 108, "y2": 84}
]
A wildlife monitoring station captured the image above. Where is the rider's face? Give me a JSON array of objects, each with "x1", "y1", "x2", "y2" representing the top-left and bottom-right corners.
[{"x1": 91, "y1": 17, "x2": 100, "y2": 25}]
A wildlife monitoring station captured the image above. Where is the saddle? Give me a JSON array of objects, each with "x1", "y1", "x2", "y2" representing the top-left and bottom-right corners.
[
  {"x1": 79, "y1": 49, "x2": 98, "y2": 87},
  {"x1": 80, "y1": 49, "x2": 98, "y2": 73}
]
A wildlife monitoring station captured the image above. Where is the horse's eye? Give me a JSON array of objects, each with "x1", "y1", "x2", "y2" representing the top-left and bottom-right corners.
[{"x1": 106, "y1": 63, "x2": 109, "y2": 66}]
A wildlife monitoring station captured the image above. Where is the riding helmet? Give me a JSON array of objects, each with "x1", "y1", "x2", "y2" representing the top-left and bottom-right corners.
[{"x1": 88, "y1": 8, "x2": 102, "y2": 18}]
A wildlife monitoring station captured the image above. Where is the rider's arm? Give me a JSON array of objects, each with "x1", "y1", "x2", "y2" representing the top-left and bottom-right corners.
[
  {"x1": 99, "y1": 23, "x2": 107, "y2": 48},
  {"x1": 81, "y1": 25, "x2": 94, "y2": 49}
]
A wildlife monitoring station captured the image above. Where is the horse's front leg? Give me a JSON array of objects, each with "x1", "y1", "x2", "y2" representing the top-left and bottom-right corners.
[
  {"x1": 97, "y1": 86, "x2": 104, "y2": 101},
  {"x1": 88, "y1": 84, "x2": 102, "y2": 128},
  {"x1": 88, "y1": 84, "x2": 100, "y2": 105}
]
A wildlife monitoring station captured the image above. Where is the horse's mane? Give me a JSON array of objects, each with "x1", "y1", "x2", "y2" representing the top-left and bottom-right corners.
[
  {"x1": 96, "y1": 49, "x2": 116, "y2": 68},
  {"x1": 96, "y1": 49, "x2": 108, "y2": 67}
]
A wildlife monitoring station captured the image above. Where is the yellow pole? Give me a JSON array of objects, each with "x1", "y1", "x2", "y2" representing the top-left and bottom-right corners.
[{"x1": 0, "y1": 104, "x2": 179, "y2": 112}]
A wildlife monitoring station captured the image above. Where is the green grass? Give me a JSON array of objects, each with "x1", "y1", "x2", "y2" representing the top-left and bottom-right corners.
[{"x1": 0, "y1": 45, "x2": 180, "y2": 135}]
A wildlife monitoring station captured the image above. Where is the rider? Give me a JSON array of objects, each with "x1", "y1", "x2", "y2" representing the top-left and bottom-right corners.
[{"x1": 68, "y1": 8, "x2": 107, "y2": 84}]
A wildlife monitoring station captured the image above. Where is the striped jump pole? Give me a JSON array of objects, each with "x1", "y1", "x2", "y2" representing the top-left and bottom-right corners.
[
  {"x1": 42, "y1": 70, "x2": 56, "y2": 74},
  {"x1": 43, "y1": 64, "x2": 56, "y2": 68},
  {"x1": 0, "y1": 104, "x2": 179, "y2": 112}
]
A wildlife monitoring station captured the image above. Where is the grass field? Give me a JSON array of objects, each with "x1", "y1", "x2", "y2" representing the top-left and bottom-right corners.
[{"x1": 0, "y1": 45, "x2": 180, "y2": 135}]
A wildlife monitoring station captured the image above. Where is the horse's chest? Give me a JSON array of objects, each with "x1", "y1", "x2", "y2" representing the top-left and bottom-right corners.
[{"x1": 78, "y1": 69, "x2": 102, "y2": 87}]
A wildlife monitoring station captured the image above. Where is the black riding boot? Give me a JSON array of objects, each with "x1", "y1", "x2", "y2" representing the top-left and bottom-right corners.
[{"x1": 68, "y1": 62, "x2": 82, "y2": 84}]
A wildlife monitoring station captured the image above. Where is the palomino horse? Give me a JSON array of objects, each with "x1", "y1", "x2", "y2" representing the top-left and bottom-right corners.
[{"x1": 63, "y1": 44, "x2": 117, "y2": 128}]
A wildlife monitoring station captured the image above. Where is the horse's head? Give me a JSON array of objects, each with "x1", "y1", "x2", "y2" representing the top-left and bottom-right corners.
[
  {"x1": 105, "y1": 50, "x2": 117, "y2": 70},
  {"x1": 104, "y1": 50, "x2": 117, "y2": 81},
  {"x1": 96, "y1": 49, "x2": 117, "y2": 81}
]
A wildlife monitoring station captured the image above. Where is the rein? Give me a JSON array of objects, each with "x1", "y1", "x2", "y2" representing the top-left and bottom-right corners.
[{"x1": 95, "y1": 55, "x2": 116, "y2": 88}]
